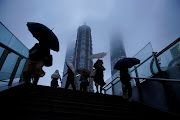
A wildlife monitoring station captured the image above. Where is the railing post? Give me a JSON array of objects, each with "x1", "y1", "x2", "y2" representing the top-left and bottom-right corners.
[
  {"x1": 134, "y1": 66, "x2": 143, "y2": 102},
  {"x1": 8, "y1": 56, "x2": 22, "y2": 85},
  {"x1": 0, "y1": 49, "x2": 11, "y2": 70},
  {"x1": 152, "y1": 52, "x2": 174, "y2": 112},
  {"x1": 111, "y1": 83, "x2": 114, "y2": 95},
  {"x1": 152, "y1": 52, "x2": 162, "y2": 74},
  {"x1": 104, "y1": 89, "x2": 106, "y2": 94}
]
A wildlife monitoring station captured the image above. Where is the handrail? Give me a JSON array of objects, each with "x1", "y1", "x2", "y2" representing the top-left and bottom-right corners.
[
  {"x1": 103, "y1": 77, "x2": 119, "y2": 89},
  {"x1": 132, "y1": 77, "x2": 180, "y2": 82},
  {"x1": 156, "y1": 37, "x2": 180, "y2": 57},
  {"x1": 0, "y1": 42, "x2": 27, "y2": 59},
  {"x1": 103, "y1": 76, "x2": 180, "y2": 90}
]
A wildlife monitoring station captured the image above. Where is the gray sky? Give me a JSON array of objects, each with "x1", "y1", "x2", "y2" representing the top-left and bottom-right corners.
[{"x1": 0, "y1": 0, "x2": 180, "y2": 86}]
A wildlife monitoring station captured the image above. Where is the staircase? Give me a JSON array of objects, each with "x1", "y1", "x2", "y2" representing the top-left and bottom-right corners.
[{"x1": 0, "y1": 84, "x2": 179, "y2": 120}]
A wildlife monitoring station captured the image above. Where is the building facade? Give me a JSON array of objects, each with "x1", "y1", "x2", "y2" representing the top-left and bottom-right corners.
[{"x1": 73, "y1": 23, "x2": 93, "y2": 92}]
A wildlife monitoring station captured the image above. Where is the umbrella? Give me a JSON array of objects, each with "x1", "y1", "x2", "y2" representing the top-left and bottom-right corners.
[
  {"x1": 89, "y1": 52, "x2": 107, "y2": 59},
  {"x1": 66, "y1": 61, "x2": 75, "y2": 73},
  {"x1": 27, "y1": 22, "x2": 59, "y2": 52},
  {"x1": 76, "y1": 68, "x2": 91, "y2": 76},
  {"x1": 114, "y1": 58, "x2": 140, "y2": 70}
]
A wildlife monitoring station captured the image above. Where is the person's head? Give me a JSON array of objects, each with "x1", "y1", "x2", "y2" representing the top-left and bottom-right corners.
[
  {"x1": 98, "y1": 59, "x2": 103, "y2": 65},
  {"x1": 55, "y1": 70, "x2": 59, "y2": 73}
]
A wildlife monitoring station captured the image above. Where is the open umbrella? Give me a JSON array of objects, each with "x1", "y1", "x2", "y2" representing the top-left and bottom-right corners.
[
  {"x1": 89, "y1": 52, "x2": 107, "y2": 59},
  {"x1": 76, "y1": 68, "x2": 91, "y2": 76},
  {"x1": 27, "y1": 22, "x2": 59, "y2": 52},
  {"x1": 66, "y1": 61, "x2": 75, "y2": 73},
  {"x1": 114, "y1": 58, "x2": 140, "y2": 70}
]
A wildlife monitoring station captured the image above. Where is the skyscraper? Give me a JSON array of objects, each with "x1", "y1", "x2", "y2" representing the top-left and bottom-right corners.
[
  {"x1": 61, "y1": 41, "x2": 75, "y2": 88},
  {"x1": 110, "y1": 34, "x2": 126, "y2": 78},
  {"x1": 73, "y1": 23, "x2": 93, "y2": 92}
]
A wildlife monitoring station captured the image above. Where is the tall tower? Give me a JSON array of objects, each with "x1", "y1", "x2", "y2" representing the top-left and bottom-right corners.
[
  {"x1": 61, "y1": 41, "x2": 75, "y2": 88},
  {"x1": 73, "y1": 23, "x2": 93, "y2": 92},
  {"x1": 110, "y1": 33, "x2": 126, "y2": 79}
]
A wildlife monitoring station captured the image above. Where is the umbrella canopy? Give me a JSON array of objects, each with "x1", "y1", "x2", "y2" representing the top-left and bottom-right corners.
[
  {"x1": 66, "y1": 61, "x2": 75, "y2": 73},
  {"x1": 89, "y1": 52, "x2": 107, "y2": 59},
  {"x1": 76, "y1": 68, "x2": 91, "y2": 76},
  {"x1": 27, "y1": 22, "x2": 59, "y2": 52},
  {"x1": 114, "y1": 58, "x2": 140, "y2": 70}
]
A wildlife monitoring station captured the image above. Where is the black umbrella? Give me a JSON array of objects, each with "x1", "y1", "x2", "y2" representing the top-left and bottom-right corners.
[
  {"x1": 114, "y1": 58, "x2": 140, "y2": 70},
  {"x1": 27, "y1": 22, "x2": 59, "y2": 52}
]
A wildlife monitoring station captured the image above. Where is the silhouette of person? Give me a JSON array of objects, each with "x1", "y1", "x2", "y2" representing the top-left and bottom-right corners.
[
  {"x1": 51, "y1": 70, "x2": 62, "y2": 88},
  {"x1": 93, "y1": 59, "x2": 106, "y2": 93},
  {"x1": 79, "y1": 71, "x2": 89, "y2": 92},
  {"x1": 23, "y1": 43, "x2": 50, "y2": 87},
  {"x1": 63, "y1": 66, "x2": 76, "y2": 90},
  {"x1": 120, "y1": 68, "x2": 132, "y2": 101}
]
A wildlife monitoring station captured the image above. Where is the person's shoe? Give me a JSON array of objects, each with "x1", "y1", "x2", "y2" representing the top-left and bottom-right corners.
[{"x1": 122, "y1": 93, "x2": 126, "y2": 99}]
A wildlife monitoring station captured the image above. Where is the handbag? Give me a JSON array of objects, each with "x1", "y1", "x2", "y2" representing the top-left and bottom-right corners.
[{"x1": 90, "y1": 69, "x2": 97, "y2": 78}]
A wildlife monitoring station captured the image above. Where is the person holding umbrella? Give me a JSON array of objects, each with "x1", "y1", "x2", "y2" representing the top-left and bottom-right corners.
[
  {"x1": 63, "y1": 62, "x2": 76, "y2": 90},
  {"x1": 114, "y1": 57, "x2": 140, "y2": 102},
  {"x1": 93, "y1": 59, "x2": 106, "y2": 94},
  {"x1": 22, "y1": 22, "x2": 59, "y2": 87}
]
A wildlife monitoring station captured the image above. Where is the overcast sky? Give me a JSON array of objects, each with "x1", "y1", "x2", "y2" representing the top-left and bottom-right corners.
[{"x1": 0, "y1": 0, "x2": 180, "y2": 87}]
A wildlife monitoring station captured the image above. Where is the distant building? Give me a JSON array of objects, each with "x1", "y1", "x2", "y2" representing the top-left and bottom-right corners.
[
  {"x1": 61, "y1": 41, "x2": 75, "y2": 88},
  {"x1": 73, "y1": 23, "x2": 93, "y2": 92},
  {"x1": 110, "y1": 34, "x2": 126, "y2": 78}
]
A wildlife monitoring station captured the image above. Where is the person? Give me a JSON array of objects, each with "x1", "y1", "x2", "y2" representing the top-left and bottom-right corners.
[
  {"x1": 63, "y1": 66, "x2": 76, "y2": 90},
  {"x1": 93, "y1": 59, "x2": 106, "y2": 93},
  {"x1": 120, "y1": 68, "x2": 132, "y2": 102},
  {"x1": 51, "y1": 70, "x2": 62, "y2": 88},
  {"x1": 79, "y1": 71, "x2": 89, "y2": 92},
  {"x1": 22, "y1": 43, "x2": 52, "y2": 88}
]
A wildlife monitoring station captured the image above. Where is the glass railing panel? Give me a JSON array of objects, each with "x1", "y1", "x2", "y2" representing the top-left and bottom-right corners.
[
  {"x1": 0, "y1": 23, "x2": 13, "y2": 46},
  {"x1": 105, "y1": 87, "x2": 113, "y2": 95},
  {"x1": 8, "y1": 36, "x2": 24, "y2": 55},
  {"x1": 113, "y1": 80, "x2": 123, "y2": 95},
  {"x1": 0, "y1": 53, "x2": 18, "y2": 81},
  {"x1": 133, "y1": 42, "x2": 153, "y2": 64},
  {"x1": 158, "y1": 41, "x2": 180, "y2": 70},
  {"x1": 0, "y1": 79, "x2": 9, "y2": 87},
  {"x1": 21, "y1": 47, "x2": 29, "y2": 58},
  {"x1": 136, "y1": 57, "x2": 154, "y2": 82},
  {"x1": 0, "y1": 73, "x2": 11, "y2": 81},
  {"x1": 14, "y1": 58, "x2": 26, "y2": 78},
  {"x1": 129, "y1": 70, "x2": 136, "y2": 86},
  {"x1": 0, "y1": 47, "x2": 4, "y2": 57}
]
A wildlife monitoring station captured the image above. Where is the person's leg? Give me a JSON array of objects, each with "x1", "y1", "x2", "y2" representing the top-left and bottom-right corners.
[
  {"x1": 127, "y1": 82, "x2": 132, "y2": 101},
  {"x1": 33, "y1": 74, "x2": 39, "y2": 86},
  {"x1": 95, "y1": 83, "x2": 99, "y2": 93},
  {"x1": 123, "y1": 83, "x2": 128, "y2": 99},
  {"x1": 65, "y1": 80, "x2": 70, "y2": 89},
  {"x1": 70, "y1": 79, "x2": 76, "y2": 90}
]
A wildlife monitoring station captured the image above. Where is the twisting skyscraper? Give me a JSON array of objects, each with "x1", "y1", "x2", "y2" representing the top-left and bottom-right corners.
[{"x1": 73, "y1": 23, "x2": 93, "y2": 92}]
